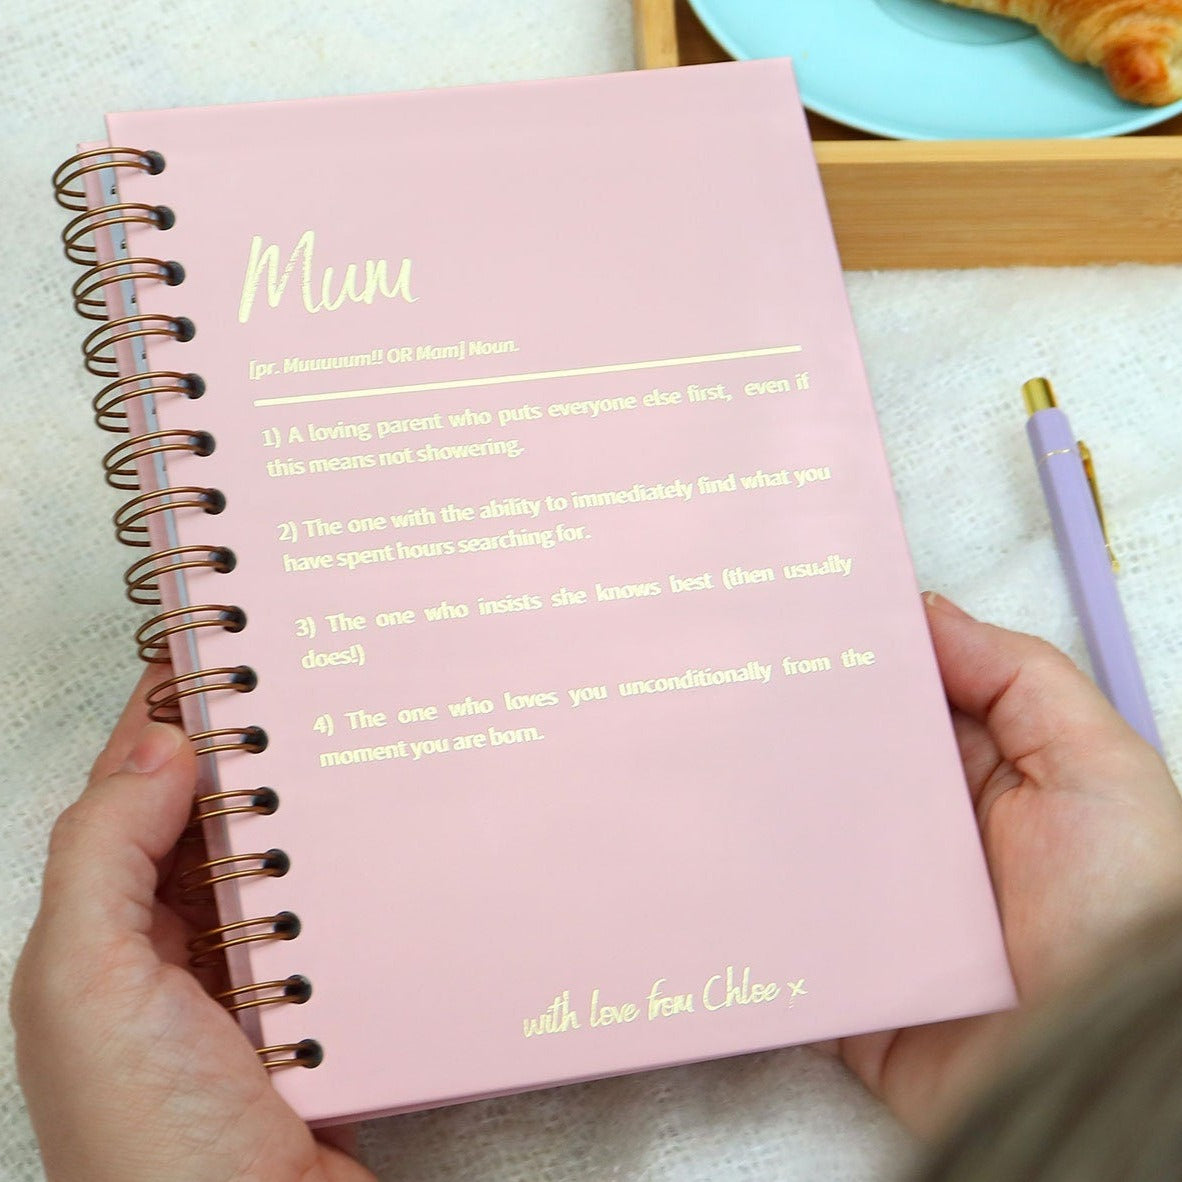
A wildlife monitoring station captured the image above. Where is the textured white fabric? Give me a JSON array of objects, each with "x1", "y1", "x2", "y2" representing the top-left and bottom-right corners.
[{"x1": 3, "y1": 2, "x2": 1181, "y2": 1179}]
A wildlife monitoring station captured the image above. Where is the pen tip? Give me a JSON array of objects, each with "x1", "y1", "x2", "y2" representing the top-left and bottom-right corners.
[{"x1": 1022, "y1": 377, "x2": 1057, "y2": 415}]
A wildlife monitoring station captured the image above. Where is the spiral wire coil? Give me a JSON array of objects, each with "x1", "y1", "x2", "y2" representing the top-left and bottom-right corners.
[{"x1": 55, "y1": 147, "x2": 320, "y2": 1071}]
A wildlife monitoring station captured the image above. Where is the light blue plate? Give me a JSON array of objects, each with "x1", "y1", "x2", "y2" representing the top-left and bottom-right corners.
[{"x1": 687, "y1": 0, "x2": 1182, "y2": 139}]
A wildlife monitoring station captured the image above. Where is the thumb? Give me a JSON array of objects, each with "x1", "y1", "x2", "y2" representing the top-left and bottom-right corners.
[
  {"x1": 924, "y1": 592, "x2": 1164, "y2": 793},
  {"x1": 38, "y1": 720, "x2": 197, "y2": 949}
]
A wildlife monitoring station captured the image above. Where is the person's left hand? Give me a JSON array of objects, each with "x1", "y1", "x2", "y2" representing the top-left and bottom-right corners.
[{"x1": 10, "y1": 662, "x2": 376, "y2": 1182}]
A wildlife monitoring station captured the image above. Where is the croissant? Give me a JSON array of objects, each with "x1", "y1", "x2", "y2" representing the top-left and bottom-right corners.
[{"x1": 937, "y1": 0, "x2": 1182, "y2": 105}]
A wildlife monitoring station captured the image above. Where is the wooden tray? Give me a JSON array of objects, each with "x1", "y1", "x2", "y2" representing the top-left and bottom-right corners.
[{"x1": 633, "y1": 0, "x2": 1182, "y2": 267}]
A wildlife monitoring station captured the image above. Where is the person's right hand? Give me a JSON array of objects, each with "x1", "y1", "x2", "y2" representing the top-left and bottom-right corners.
[
  {"x1": 841, "y1": 593, "x2": 1182, "y2": 1137},
  {"x1": 10, "y1": 662, "x2": 376, "y2": 1182}
]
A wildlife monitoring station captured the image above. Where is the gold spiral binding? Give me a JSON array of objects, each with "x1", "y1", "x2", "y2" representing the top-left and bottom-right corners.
[
  {"x1": 83, "y1": 313, "x2": 193, "y2": 377},
  {"x1": 190, "y1": 725, "x2": 269, "y2": 758},
  {"x1": 123, "y1": 544, "x2": 235, "y2": 605},
  {"x1": 102, "y1": 429, "x2": 213, "y2": 491},
  {"x1": 58, "y1": 145, "x2": 318, "y2": 1071},
  {"x1": 146, "y1": 665, "x2": 257, "y2": 723},
  {"x1": 52, "y1": 146, "x2": 165, "y2": 211},
  {"x1": 135, "y1": 604, "x2": 246, "y2": 662},
  {"x1": 216, "y1": 975, "x2": 312, "y2": 1015},
  {"x1": 257, "y1": 1041, "x2": 324, "y2": 1071},
  {"x1": 188, "y1": 912, "x2": 301, "y2": 967},
  {"x1": 62, "y1": 202, "x2": 174, "y2": 266},
  {"x1": 72, "y1": 257, "x2": 184, "y2": 321},
  {"x1": 193, "y1": 786, "x2": 279, "y2": 822},
  {"x1": 113, "y1": 485, "x2": 225, "y2": 547},
  {"x1": 93, "y1": 370, "x2": 204, "y2": 434},
  {"x1": 177, "y1": 849, "x2": 289, "y2": 904}
]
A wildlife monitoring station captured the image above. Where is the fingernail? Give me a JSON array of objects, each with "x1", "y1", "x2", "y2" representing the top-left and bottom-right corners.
[
  {"x1": 119, "y1": 723, "x2": 185, "y2": 774},
  {"x1": 924, "y1": 591, "x2": 976, "y2": 621}
]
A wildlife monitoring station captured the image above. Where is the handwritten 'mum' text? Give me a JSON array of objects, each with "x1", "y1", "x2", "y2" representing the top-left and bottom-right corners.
[{"x1": 238, "y1": 230, "x2": 416, "y2": 324}]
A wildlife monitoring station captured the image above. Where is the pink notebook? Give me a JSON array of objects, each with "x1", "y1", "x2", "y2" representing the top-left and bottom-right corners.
[{"x1": 57, "y1": 60, "x2": 1014, "y2": 1125}]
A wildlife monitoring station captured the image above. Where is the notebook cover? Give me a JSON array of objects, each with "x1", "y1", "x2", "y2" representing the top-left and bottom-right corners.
[{"x1": 100, "y1": 59, "x2": 1014, "y2": 1124}]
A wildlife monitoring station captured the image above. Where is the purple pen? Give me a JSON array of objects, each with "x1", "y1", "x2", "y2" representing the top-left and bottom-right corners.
[{"x1": 1022, "y1": 378, "x2": 1162, "y2": 752}]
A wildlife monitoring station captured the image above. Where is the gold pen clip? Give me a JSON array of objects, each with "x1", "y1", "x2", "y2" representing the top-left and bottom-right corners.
[{"x1": 1077, "y1": 440, "x2": 1120, "y2": 573}]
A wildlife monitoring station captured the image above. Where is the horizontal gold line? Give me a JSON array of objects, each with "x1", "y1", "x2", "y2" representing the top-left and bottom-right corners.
[{"x1": 252, "y1": 345, "x2": 804, "y2": 408}]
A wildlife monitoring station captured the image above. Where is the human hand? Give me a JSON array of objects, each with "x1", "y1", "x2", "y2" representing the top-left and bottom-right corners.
[
  {"x1": 10, "y1": 663, "x2": 376, "y2": 1182},
  {"x1": 841, "y1": 594, "x2": 1182, "y2": 1137}
]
